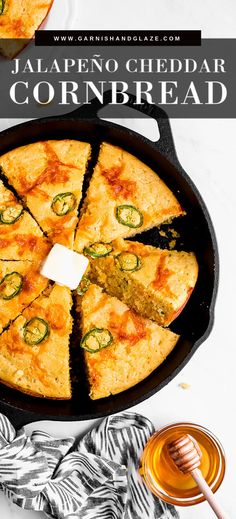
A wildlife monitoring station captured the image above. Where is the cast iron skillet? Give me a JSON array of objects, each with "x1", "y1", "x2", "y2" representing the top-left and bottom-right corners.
[{"x1": 0, "y1": 92, "x2": 219, "y2": 428}]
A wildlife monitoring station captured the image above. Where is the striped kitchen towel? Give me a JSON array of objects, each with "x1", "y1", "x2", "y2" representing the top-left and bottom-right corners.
[{"x1": 0, "y1": 411, "x2": 179, "y2": 519}]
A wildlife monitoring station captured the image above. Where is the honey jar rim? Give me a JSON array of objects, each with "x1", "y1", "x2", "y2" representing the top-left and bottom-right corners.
[
  {"x1": 140, "y1": 421, "x2": 226, "y2": 506},
  {"x1": 147, "y1": 421, "x2": 225, "y2": 448}
]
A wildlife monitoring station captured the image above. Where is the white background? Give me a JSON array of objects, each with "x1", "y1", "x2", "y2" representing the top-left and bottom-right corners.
[{"x1": 0, "y1": 0, "x2": 236, "y2": 517}]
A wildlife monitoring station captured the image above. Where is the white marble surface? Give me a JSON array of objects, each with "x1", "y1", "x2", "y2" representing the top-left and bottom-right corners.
[{"x1": 0, "y1": 0, "x2": 236, "y2": 518}]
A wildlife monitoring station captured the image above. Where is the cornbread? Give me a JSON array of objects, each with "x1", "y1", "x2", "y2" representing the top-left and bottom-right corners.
[
  {"x1": 0, "y1": 285, "x2": 73, "y2": 398},
  {"x1": 0, "y1": 140, "x2": 91, "y2": 248},
  {"x1": 0, "y1": 260, "x2": 49, "y2": 334},
  {"x1": 0, "y1": 0, "x2": 53, "y2": 59},
  {"x1": 89, "y1": 238, "x2": 198, "y2": 326},
  {"x1": 0, "y1": 138, "x2": 198, "y2": 401},
  {"x1": 74, "y1": 142, "x2": 184, "y2": 252},
  {"x1": 78, "y1": 284, "x2": 179, "y2": 399},
  {"x1": 0, "y1": 180, "x2": 50, "y2": 261}
]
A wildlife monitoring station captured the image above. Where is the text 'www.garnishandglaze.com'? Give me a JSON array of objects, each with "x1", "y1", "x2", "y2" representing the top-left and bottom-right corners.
[
  {"x1": 34, "y1": 30, "x2": 201, "y2": 46},
  {"x1": 53, "y1": 34, "x2": 181, "y2": 43}
]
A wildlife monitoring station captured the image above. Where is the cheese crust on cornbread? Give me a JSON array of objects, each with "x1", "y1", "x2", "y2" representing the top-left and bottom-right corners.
[
  {"x1": 0, "y1": 0, "x2": 53, "y2": 59},
  {"x1": 74, "y1": 142, "x2": 184, "y2": 253},
  {"x1": 0, "y1": 140, "x2": 91, "y2": 249},
  {"x1": 78, "y1": 284, "x2": 179, "y2": 400},
  {"x1": 0, "y1": 180, "x2": 50, "y2": 261},
  {"x1": 0, "y1": 260, "x2": 49, "y2": 334},
  {"x1": 89, "y1": 238, "x2": 199, "y2": 327},
  {"x1": 0, "y1": 285, "x2": 72, "y2": 398}
]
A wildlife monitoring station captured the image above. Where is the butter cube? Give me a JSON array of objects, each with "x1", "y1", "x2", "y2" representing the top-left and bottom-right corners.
[{"x1": 40, "y1": 244, "x2": 89, "y2": 290}]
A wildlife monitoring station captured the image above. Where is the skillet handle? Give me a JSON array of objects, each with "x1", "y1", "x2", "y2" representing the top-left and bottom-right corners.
[{"x1": 70, "y1": 89, "x2": 180, "y2": 167}]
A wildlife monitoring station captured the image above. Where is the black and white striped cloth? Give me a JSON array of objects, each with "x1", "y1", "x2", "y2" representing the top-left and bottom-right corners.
[{"x1": 0, "y1": 412, "x2": 179, "y2": 519}]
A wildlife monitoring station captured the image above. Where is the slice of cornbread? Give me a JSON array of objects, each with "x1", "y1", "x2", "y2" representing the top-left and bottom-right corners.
[
  {"x1": 78, "y1": 284, "x2": 179, "y2": 400},
  {"x1": 0, "y1": 140, "x2": 91, "y2": 249},
  {"x1": 0, "y1": 284, "x2": 72, "y2": 398},
  {"x1": 0, "y1": 0, "x2": 53, "y2": 59},
  {"x1": 0, "y1": 180, "x2": 50, "y2": 261},
  {"x1": 74, "y1": 142, "x2": 184, "y2": 252},
  {"x1": 0, "y1": 260, "x2": 49, "y2": 334},
  {"x1": 89, "y1": 238, "x2": 198, "y2": 327}
]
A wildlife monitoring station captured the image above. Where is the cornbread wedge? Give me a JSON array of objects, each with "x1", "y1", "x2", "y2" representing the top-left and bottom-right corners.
[
  {"x1": 0, "y1": 284, "x2": 72, "y2": 398},
  {"x1": 0, "y1": 0, "x2": 53, "y2": 59},
  {"x1": 78, "y1": 284, "x2": 179, "y2": 399},
  {"x1": 89, "y1": 238, "x2": 198, "y2": 326},
  {"x1": 0, "y1": 140, "x2": 91, "y2": 248},
  {"x1": 0, "y1": 260, "x2": 49, "y2": 334},
  {"x1": 0, "y1": 180, "x2": 50, "y2": 261},
  {"x1": 74, "y1": 142, "x2": 184, "y2": 252}
]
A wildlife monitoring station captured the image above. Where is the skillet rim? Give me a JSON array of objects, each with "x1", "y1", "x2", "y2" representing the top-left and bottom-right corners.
[{"x1": 0, "y1": 113, "x2": 219, "y2": 425}]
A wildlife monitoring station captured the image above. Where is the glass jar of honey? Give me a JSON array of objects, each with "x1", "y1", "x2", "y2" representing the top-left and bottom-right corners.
[{"x1": 140, "y1": 422, "x2": 225, "y2": 506}]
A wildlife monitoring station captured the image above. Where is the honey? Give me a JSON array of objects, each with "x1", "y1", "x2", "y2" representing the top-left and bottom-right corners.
[{"x1": 140, "y1": 422, "x2": 225, "y2": 506}]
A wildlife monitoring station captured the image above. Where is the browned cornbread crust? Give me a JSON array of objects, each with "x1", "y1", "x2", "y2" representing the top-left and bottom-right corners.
[
  {"x1": 79, "y1": 284, "x2": 179, "y2": 400},
  {"x1": 0, "y1": 0, "x2": 54, "y2": 58},
  {"x1": 0, "y1": 285, "x2": 73, "y2": 398},
  {"x1": 0, "y1": 140, "x2": 91, "y2": 249},
  {"x1": 89, "y1": 238, "x2": 198, "y2": 327},
  {"x1": 74, "y1": 142, "x2": 184, "y2": 252}
]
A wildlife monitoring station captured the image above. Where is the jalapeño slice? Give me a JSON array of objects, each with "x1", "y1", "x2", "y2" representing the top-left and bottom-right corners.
[
  {"x1": 0, "y1": 272, "x2": 23, "y2": 300},
  {"x1": 0, "y1": 204, "x2": 23, "y2": 224},
  {"x1": 116, "y1": 205, "x2": 143, "y2": 228},
  {"x1": 51, "y1": 192, "x2": 76, "y2": 216},
  {"x1": 0, "y1": 0, "x2": 5, "y2": 14},
  {"x1": 84, "y1": 242, "x2": 113, "y2": 258},
  {"x1": 23, "y1": 317, "x2": 49, "y2": 345},
  {"x1": 116, "y1": 252, "x2": 142, "y2": 272},
  {"x1": 80, "y1": 328, "x2": 113, "y2": 353},
  {"x1": 76, "y1": 276, "x2": 90, "y2": 295}
]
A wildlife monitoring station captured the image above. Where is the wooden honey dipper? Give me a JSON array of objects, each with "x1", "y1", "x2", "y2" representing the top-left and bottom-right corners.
[{"x1": 167, "y1": 434, "x2": 229, "y2": 519}]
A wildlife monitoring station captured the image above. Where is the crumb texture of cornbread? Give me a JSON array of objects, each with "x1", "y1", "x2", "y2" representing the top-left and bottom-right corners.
[
  {"x1": 0, "y1": 0, "x2": 53, "y2": 58},
  {"x1": 79, "y1": 284, "x2": 179, "y2": 400},
  {"x1": 0, "y1": 284, "x2": 73, "y2": 398},
  {"x1": 0, "y1": 260, "x2": 49, "y2": 334},
  {"x1": 0, "y1": 140, "x2": 91, "y2": 249},
  {"x1": 74, "y1": 142, "x2": 184, "y2": 252},
  {"x1": 89, "y1": 238, "x2": 199, "y2": 326},
  {"x1": 0, "y1": 180, "x2": 51, "y2": 261}
]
